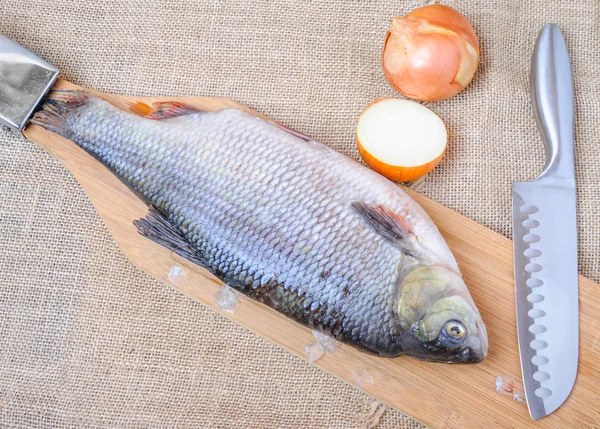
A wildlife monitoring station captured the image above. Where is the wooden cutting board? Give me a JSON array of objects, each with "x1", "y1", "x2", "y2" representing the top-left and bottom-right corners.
[{"x1": 22, "y1": 79, "x2": 600, "y2": 428}]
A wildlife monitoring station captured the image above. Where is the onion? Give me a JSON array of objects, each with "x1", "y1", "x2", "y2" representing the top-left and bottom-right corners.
[
  {"x1": 356, "y1": 98, "x2": 446, "y2": 182},
  {"x1": 382, "y1": 4, "x2": 479, "y2": 101}
]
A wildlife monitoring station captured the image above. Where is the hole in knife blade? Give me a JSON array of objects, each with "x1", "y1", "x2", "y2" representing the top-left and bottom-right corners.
[
  {"x1": 535, "y1": 387, "x2": 552, "y2": 398},
  {"x1": 526, "y1": 278, "x2": 543, "y2": 287},
  {"x1": 530, "y1": 339, "x2": 548, "y2": 350},
  {"x1": 525, "y1": 263, "x2": 542, "y2": 273},
  {"x1": 522, "y1": 219, "x2": 540, "y2": 228},
  {"x1": 520, "y1": 205, "x2": 538, "y2": 214},
  {"x1": 531, "y1": 355, "x2": 549, "y2": 366},
  {"x1": 528, "y1": 308, "x2": 545, "y2": 318},
  {"x1": 524, "y1": 248, "x2": 542, "y2": 258},
  {"x1": 523, "y1": 234, "x2": 540, "y2": 243},
  {"x1": 533, "y1": 371, "x2": 550, "y2": 382},
  {"x1": 529, "y1": 324, "x2": 547, "y2": 334},
  {"x1": 527, "y1": 293, "x2": 544, "y2": 303}
]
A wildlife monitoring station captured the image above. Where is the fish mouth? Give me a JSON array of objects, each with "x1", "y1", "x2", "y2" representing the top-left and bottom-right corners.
[
  {"x1": 472, "y1": 316, "x2": 489, "y2": 362},
  {"x1": 452, "y1": 308, "x2": 488, "y2": 363},
  {"x1": 407, "y1": 337, "x2": 487, "y2": 364},
  {"x1": 465, "y1": 332, "x2": 487, "y2": 363}
]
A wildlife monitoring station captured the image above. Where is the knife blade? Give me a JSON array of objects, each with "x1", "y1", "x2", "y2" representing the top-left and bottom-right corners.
[{"x1": 513, "y1": 24, "x2": 578, "y2": 420}]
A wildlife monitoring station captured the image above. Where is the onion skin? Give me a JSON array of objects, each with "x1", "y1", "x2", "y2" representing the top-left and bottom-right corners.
[
  {"x1": 357, "y1": 137, "x2": 444, "y2": 182},
  {"x1": 382, "y1": 4, "x2": 479, "y2": 102}
]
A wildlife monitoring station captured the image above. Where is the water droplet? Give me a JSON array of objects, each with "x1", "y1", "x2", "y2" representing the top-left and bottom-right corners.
[
  {"x1": 213, "y1": 285, "x2": 239, "y2": 314},
  {"x1": 524, "y1": 248, "x2": 542, "y2": 258},
  {"x1": 525, "y1": 263, "x2": 542, "y2": 273},
  {"x1": 533, "y1": 371, "x2": 551, "y2": 382},
  {"x1": 535, "y1": 387, "x2": 552, "y2": 398},
  {"x1": 520, "y1": 205, "x2": 538, "y2": 214},
  {"x1": 304, "y1": 341, "x2": 324, "y2": 363},
  {"x1": 168, "y1": 265, "x2": 186, "y2": 285},
  {"x1": 532, "y1": 355, "x2": 549, "y2": 366},
  {"x1": 530, "y1": 339, "x2": 548, "y2": 350},
  {"x1": 523, "y1": 234, "x2": 540, "y2": 243},
  {"x1": 529, "y1": 324, "x2": 547, "y2": 334},
  {"x1": 523, "y1": 219, "x2": 540, "y2": 228},
  {"x1": 528, "y1": 308, "x2": 545, "y2": 318},
  {"x1": 527, "y1": 293, "x2": 544, "y2": 303},
  {"x1": 352, "y1": 367, "x2": 374, "y2": 389},
  {"x1": 526, "y1": 278, "x2": 543, "y2": 287}
]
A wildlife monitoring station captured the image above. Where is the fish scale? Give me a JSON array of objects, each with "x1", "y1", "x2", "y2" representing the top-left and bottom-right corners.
[{"x1": 32, "y1": 92, "x2": 487, "y2": 361}]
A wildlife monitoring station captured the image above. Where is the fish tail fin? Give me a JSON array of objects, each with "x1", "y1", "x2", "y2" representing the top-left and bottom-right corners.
[
  {"x1": 46, "y1": 90, "x2": 89, "y2": 107},
  {"x1": 30, "y1": 109, "x2": 64, "y2": 133},
  {"x1": 31, "y1": 90, "x2": 89, "y2": 132}
]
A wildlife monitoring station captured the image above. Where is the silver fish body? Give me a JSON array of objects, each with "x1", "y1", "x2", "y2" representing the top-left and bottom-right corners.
[{"x1": 32, "y1": 92, "x2": 487, "y2": 362}]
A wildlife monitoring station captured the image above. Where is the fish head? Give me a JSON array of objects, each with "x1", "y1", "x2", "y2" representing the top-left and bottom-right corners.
[{"x1": 395, "y1": 264, "x2": 488, "y2": 363}]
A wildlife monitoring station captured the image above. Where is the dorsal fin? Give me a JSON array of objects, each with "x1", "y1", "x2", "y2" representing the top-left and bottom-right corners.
[
  {"x1": 351, "y1": 201, "x2": 417, "y2": 257},
  {"x1": 129, "y1": 101, "x2": 203, "y2": 120},
  {"x1": 274, "y1": 122, "x2": 313, "y2": 142}
]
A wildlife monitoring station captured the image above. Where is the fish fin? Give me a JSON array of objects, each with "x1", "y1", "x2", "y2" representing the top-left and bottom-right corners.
[
  {"x1": 274, "y1": 122, "x2": 313, "y2": 142},
  {"x1": 31, "y1": 90, "x2": 90, "y2": 132},
  {"x1": 45, "y1": 90, "x2": 89, "y2": 107},
  {"x1": 133, "y1": 206, "x2": 206, "y2": 266},
  {"x1": 351, "y1": 202, "x2": 416, "y2": 257},
  {"x1": 30, "y1": 109, "x2": 64, "y2": 133},
  {"x1": 129, "y1": 101, "x2": 203, "y2": 120}
]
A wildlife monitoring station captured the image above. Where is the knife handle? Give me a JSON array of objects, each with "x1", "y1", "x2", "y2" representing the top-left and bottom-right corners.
[{"x1": 530, "y1": 24, "x2": 575, "y2": 182}]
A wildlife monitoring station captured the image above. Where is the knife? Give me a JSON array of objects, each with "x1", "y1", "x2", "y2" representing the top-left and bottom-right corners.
[
  {"x1": 513, "y1": 24, "x2": 578, "y2": 420},
  {"x1": 0, "y1": 35, "x2": 58, "y2": 131}
]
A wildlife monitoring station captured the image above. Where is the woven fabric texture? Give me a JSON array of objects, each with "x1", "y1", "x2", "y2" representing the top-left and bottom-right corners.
[{"x1": 1, "y1": 0, "x2": 598, "y2": 427}]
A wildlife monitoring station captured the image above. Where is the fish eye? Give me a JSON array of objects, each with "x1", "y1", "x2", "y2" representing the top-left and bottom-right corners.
[{"x1": 444, "y1": 320, "x2": 466, "y2": 340}]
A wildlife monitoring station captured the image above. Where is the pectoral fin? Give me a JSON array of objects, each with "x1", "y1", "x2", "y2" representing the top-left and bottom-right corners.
[
  {"x1": 133, "y1": 206, "x2": 206, "y2": 266},
  {"x1": 351, "y1": 201, "x2": 417, "y2": 258}
]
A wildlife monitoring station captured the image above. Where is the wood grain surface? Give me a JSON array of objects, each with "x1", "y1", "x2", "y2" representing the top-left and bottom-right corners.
[{"x1": 22, "y1": 78, "x2": 600, "y2": 428}]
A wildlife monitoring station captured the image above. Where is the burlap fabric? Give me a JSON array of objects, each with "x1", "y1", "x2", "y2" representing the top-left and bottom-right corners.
[{"x1": 1, "y1": 0, "x2": 598, "y2": 427}]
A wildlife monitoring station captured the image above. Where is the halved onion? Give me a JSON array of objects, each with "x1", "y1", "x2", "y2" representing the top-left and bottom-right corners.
[{"x1": 356, "y1": 98, "x2": 447, "y2": 182}]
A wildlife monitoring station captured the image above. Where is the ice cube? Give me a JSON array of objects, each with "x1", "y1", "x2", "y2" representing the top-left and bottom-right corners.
[
  {"x1": 495, "y1": 374, "x2": 525, "y2": 404},
  {"x1": 214, "y1": 285, "x2": 239, "y2": 314},
  {"x1": 312, "y1": 330, "x2": 330, "y2": 343},
  {"x1": 167, "y1": 265, "x2": 186, "y2": 285},
  {"x1": 513, "y1": 392, "x2": 526, "y2": 404},
  {"x1": 352, "y1": 367, "x2": 374, "y2": 389},
  {"x1": 304, "y1": 341, "x2": 324, "y2": 363},
  {"x1": 312, "y1": 330, "x2": 341, "y2": 354}
]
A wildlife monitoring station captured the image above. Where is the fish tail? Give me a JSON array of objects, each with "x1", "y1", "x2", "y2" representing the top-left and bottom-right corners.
[
  {"x1": 46, "y1": 89, "x2": 89, "y2": 106},
  {"x1": 31, "y1": 90, "x2": 89, "y2": 132}
]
